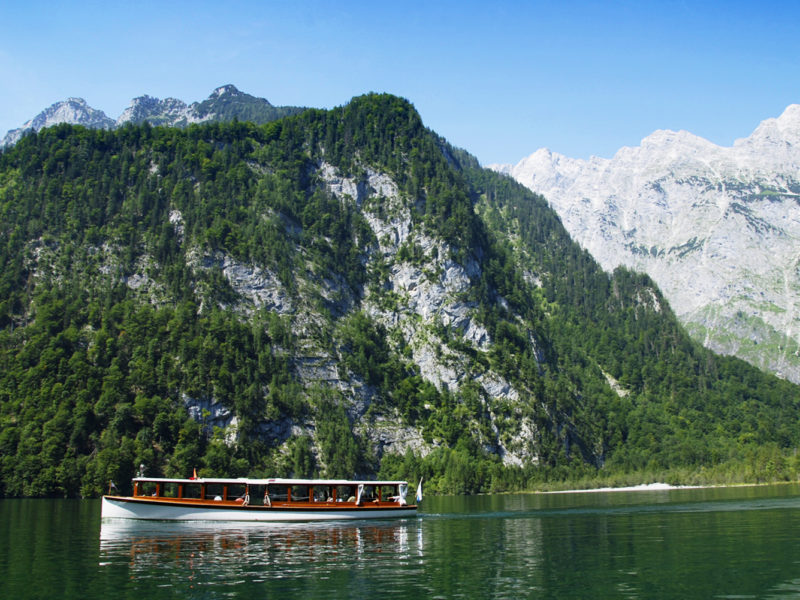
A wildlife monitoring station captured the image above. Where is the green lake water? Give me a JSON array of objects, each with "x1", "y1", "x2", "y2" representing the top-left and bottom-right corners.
[{"x1": 2, "y1": 483, "x2": 800, "y2": 599}]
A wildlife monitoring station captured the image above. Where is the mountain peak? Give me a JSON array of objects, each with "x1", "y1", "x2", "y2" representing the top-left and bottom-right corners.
[
  {"x1": 117, "y1": 95, "x2": 191, "y2": 126},
  {"x1": 639, "y1": 128, "x2": 716, "y2": 150},
  {"x1": 777, "y1": 103, "x2": 800, "y2": 124},
  {"x1": 36, "y1": 97, "x2": 112, "y2": 127},
  {"x1": 1, "y1": 97, "x2": 114, "y2": 147},
  {"x1": 736, "y1": 103, "x2": 800, "y2": 150},
  {"x1": 212, "y1": 84, "x2": 240, "y2": 97},
  {"x1": 64, "y1": 97, "x2": 89, "y2": 106},
  {"x1": 767, "y1": 103, "x2": 800, "y2": 132}
]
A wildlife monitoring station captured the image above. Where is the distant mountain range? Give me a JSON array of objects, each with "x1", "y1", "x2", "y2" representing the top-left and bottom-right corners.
[
  {"x1": 1, "y1": 85, "x2": 306, "y2": 147},
  {"x1": 491, "y1": 104, "x2": 800, "y2": 383}
]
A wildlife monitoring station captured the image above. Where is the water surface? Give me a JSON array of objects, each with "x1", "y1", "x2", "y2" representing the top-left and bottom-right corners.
[{"x1": 2, "y1": 484, "x2": 800, "y2": 598}]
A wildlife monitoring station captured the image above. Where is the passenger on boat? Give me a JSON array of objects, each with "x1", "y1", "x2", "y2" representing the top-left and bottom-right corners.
[{"x1": 313, "y1": 486, "x2": 332, "y2": 503}]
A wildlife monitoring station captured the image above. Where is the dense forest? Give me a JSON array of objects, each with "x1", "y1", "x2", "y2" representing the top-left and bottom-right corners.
[{"x1": 0, "y1": 94, "x2": 797, "y2": 498}]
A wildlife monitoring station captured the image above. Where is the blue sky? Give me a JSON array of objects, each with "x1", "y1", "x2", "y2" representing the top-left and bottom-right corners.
[{"x1": 1, "y1": 1, "x2": 799, "y2": 164}]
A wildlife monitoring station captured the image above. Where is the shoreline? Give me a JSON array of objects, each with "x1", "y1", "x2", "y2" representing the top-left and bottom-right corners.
[
  {"x1": 541, "y1": 482, "x2": 699, "y2": 494},
  {"x1": 537, "y1": 481, "x2": 786, "y2": 494}
]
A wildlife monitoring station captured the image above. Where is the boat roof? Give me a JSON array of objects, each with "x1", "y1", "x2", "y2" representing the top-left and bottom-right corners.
[{"x1": 133, "y1": 477, "x2": 409, "y2": 486}]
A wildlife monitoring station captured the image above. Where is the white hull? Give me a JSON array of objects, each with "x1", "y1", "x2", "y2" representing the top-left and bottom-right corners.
[{"x1": 101, "y1": 496, "x2": 417, "y2": 522}]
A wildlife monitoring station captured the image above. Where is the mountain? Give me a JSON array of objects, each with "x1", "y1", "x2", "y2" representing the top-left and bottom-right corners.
[
  {"x1": 115, "y1": 95, "x2": 197, "y2": 127},
  {"x1": 1, "y1": 97, "x2": 115, "y2": 146},
  {"x1": 1, "y1": 85, "x2": 306, "y2": 147},
  {"x1": 0, "y1": 94, "x2": 797, "y2": 498},
  {"x1": 492, "y1": 105, "x2": 800, "y2": 383},
  {"x1": 116, "y1": 84, "x2": 306, "y2": 128}
]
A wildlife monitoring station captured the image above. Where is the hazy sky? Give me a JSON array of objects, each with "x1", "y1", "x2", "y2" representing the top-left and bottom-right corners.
[{"x1": 1, "y1": 0, "x2": 799, "y2": 164}]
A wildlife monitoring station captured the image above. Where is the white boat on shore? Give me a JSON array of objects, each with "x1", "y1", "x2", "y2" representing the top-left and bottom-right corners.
[{"x1": 102, "y1": 476, "x2": 419, "y2": 522}]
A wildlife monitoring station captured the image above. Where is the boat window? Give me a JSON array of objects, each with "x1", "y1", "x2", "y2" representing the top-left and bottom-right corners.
[
  {"x1": 184, "y1": 483, "x2": 202, "y2": 499},
  {"x1": 290, "y1": 485, "x2": 309, "y2": 502},
  {"x1": 228, "y1": 483, "x2": 246, "y2": 501},
  {"x1": 313, "y1": 486, "x2": 333, "y2": 502},
  {"x1": 162, "y1": 482, "x2": 179, "y2": 498},
  {"x1": 361, "y1": 485, "x2": 377, "y2": 501},
  {"x1": 268, "y1": 485, "x2": 288, "y2": 502},
  {"x1": 337, "y1": 485, "x2": 356, "y2": 502},
  {"x1": 205, "y1": 483, "x2": 224, "y2": 500}
]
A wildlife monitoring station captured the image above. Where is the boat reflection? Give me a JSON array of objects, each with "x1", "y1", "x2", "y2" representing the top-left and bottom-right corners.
[{"x1": 99, "y1": 518, "x2": 421, "y2": 578}]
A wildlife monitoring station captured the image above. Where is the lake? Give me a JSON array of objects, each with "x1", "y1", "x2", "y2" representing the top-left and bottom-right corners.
[{"x1": 2, "y1": 483, "x2": 800, "y2": 599}]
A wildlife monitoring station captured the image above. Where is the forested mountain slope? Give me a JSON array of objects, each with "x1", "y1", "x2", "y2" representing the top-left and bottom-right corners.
[{"x1": 0, "y1": 94, "x2": 796, "y2": 498}]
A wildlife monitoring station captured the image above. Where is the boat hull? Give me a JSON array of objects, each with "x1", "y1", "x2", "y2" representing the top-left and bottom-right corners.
[{"x1": 102, "y1": 496, "x2": 417, "y2": 522}]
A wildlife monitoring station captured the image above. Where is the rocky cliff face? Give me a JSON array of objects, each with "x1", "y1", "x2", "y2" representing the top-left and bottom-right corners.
[
  {"x1": 169, "y1": 159, "x2": 537, "y2": 466},
  {"x1": 314, "y1": 162, "x2": 530, "y2": 464},
  {"x1": 492, "y1": 105, "x2": 800, "y2": 382}
]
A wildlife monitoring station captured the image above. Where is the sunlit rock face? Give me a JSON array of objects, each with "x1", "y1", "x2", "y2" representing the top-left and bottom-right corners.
[{"x1": 492, "y1": 105, "x2": 800, "y2": 383}]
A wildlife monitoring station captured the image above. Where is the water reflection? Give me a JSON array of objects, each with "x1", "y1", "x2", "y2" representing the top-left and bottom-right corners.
[{"x1": 99, "y1": 518, "x2": 422, "y2": 592}]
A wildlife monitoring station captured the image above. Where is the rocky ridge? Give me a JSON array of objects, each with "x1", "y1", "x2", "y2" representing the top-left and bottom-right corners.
[
  {"x1": 2, "y1": 85, "x2": 304, "y2": 147},
  {"x1": 492, "y1": 104, "x2": 800, "y2": 382}
]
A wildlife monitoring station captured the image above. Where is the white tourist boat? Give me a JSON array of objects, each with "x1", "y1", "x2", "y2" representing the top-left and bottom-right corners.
[{"x1": 102, "y1": 476, "x2": 419, "y2": 522}]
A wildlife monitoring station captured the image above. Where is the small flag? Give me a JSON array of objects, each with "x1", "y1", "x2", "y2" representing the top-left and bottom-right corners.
[
  {"x1": 416, "y1": 478, "x2": 423, "y2": 503},
  {"x1": 191, "y1": 468, "x2": 197, "y2": 480}
]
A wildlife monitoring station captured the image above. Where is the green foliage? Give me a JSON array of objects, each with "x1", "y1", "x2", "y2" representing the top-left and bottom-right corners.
[
  {"x1": 314, "y1": 392, "x2": 361, "y2": 478},
  {"x1": 465, "y1": 162, "x2": 800, "y2": 478},
  {"x1": 289, "y1": 435, "x2": 316, "y2": 478},
  {"x1": 0, "y1": 93, "x2": 798, "y2": 499},
  {"x1": 337, "y1": 311, "x2": 405, "y2": 388}
]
